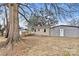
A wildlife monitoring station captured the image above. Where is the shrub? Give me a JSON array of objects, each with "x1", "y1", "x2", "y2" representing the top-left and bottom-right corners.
[{"x1": 63, "y1": 50, "x2": 70, "y2": 56}]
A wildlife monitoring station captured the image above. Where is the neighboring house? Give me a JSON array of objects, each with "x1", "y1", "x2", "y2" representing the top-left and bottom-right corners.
[
  {"x1": 31, "y1": 25, "x2": 79, "y2": 37},
  {"x1": 31, "y1": 26, "x2": 51, "y2": 36},
  {"x1": 19, "y1": 27, "x2": 27, "y2": 36}
]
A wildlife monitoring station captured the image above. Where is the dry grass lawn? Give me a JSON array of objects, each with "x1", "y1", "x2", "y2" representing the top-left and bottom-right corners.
[{"x1": 0, "y1": 36, "x2": 79, "y2": 56}]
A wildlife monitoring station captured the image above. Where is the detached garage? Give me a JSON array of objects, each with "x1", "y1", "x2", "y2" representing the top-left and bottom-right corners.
[{"x1": 50, "y1": 25, "x2": 79, "y2": 37}]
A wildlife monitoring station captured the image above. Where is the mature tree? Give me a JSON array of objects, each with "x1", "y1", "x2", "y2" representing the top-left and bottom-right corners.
[
  {"x1": 4, "y1": 3, "x2": 32, "y2": 47},
  {"x1": 4, "y1": 5, "x2": 9, "y2": 38},
  {"x1": 28, "y1": 5, "x2": 58, "y2": 27},
  {"x1": 4, "y1": 4, "x2": 19, "y2": 47}
]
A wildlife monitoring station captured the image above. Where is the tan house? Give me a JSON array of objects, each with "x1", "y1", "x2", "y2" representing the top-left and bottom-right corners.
[{"x1": 31, "y1": 26, "x2": 51, "y2": 36}]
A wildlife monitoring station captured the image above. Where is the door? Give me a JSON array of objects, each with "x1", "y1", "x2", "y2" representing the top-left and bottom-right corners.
[{"x1": 60, "y1": 29, "x2": 64, "y2": 36}]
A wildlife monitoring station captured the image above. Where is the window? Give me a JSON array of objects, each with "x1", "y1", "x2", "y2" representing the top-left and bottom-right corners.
[
  {"x1": 44, "y1": 29, "x2": 46, "y2": 32},
  {"x1": 34, "y1": 29, "x2": 36, "y2": 32},
  {"x1": 38, "y1": 29, "x2": 40, "y2": 31},
  {"x1": 32, "y1": 28, "x2": 34, "y2": 32}
]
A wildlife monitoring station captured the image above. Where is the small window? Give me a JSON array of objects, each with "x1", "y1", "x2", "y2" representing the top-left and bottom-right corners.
[
  {"x1": 38, "y1": 29, "x2": 40, "y2": 31},
  {"x1": 32, "y1": 28, "x2": 34, "y2": 32},
  {"x1": 44, "y1": 29, "x2": 46, "y2": 32},
  {"x1": 34, "y1": 29, "x2": 36, "y2": 32}
]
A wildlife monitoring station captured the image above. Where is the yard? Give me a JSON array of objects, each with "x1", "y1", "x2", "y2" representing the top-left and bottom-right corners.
[{"x1": 0, "y1": 35, "x2": 79, "y2": 56}]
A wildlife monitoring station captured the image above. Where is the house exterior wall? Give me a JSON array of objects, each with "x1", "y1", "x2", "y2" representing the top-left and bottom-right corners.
[
  {"x1": 50, "y1": 27, "x2": 60, "y2": 36},
  {"x1": 31, "y1": 25, "x2": 79, "y2": 37},
  {"x1": 50, "y1": 26, "x2": 79, "y2": 37},
  {"x1": 32, "y1": 28, "x2": 50, "y2": 36}
]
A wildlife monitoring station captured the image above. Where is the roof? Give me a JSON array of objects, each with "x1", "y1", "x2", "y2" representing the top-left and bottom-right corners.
[
  {"x1": 51, "y1": 25, "x2": 79, "y2": 29},
  {"x1": 32, "y1": 26, "x2": 51, "y2": 29},
  {"x1": 31, "y1": 25, "x2": 79, "y2": 29}
]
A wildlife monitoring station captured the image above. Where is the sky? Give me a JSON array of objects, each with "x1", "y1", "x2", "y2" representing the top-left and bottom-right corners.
[
  {"x1": 0, "y1": 0, "x2": 79, "y2": 3},
  {"x1": 0, "y1": 3, "x2": 79, "y2": 28},
  {"x1": 27, "y1": 4, "x2": 79, "y2": 25}
]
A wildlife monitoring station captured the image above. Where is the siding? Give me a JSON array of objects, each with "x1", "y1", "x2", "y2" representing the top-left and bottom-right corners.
[
  {"x1": 32, "y1": 28, "x2": 50, "y2": 36},
  {"x1": 50, "y1": 26, "x2": 79, "y2": 37},
  {"x1": 31, "y1": 25, "x2": 79, "y2": 37},
  {"x1": 50, "y1": 27, "x2": 60, "y2": 36}
]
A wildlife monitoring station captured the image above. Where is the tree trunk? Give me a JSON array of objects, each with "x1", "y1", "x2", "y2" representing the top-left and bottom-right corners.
[
  {"x1": 7, "y1": 3, "x2": 20, "y2": 45},
  {"x1": 4, "y1": 6, "x2": 9, "y2": 38},
  {"x1": 13, "y1": 4, "x2": 20, "y2": 42}
]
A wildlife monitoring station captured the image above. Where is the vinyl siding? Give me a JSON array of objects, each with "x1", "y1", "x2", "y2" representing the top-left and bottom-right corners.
[{"x1": 50, "y1": 26, "x2": 79, "y2": 37}]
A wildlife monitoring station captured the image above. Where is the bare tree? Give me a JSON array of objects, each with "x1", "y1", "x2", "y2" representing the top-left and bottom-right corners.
[
  {"x1": 4, "y1": 5, "x2": 9, "y2": 38},
  {"x1": 4, "y1": 4, "x2": 19, "y2": 47}
]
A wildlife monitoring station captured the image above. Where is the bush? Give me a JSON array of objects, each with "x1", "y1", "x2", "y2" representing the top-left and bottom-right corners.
[
  {"x1": 63, "y1": 51, "x2": 70, "y2": 56},
  {"x1": 26, "y1": 34, "x2": 35, "y2": 36}
]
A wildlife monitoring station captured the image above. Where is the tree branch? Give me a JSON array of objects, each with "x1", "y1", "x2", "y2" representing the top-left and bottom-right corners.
[
  {"x1": 18, "y1": 11, "x2": 30, "y2": 23},
  {"x1": 19, "y1": 3, "x2": 33, "y2": 13}
]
